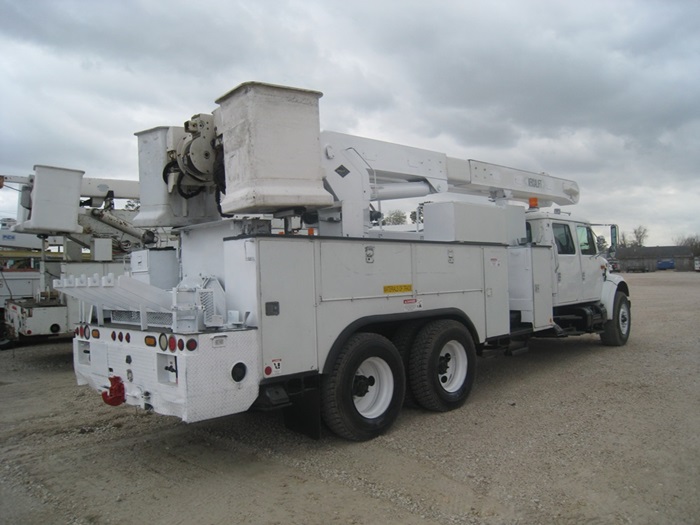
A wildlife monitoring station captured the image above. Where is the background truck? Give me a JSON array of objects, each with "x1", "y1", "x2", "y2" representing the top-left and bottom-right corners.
[
  {"x1": 0, "y1": 168, "x2": 168, "y2": 347},
  {"x1": 44, "y1": 82, "x2": 629, "y2": 440}
]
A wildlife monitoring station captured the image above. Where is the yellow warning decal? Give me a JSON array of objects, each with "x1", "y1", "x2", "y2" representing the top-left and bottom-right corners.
[{"x1": 383, "y1": 284, "x2": 413, "y2": 294}]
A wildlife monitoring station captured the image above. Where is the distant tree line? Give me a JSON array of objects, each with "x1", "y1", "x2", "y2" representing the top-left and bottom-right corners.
[
  {"x1": 619, "y1": 225, "x2": 649, "y2": 248},
  {"x1": 382, "y1": 210, "x2": 407, "y2": 225},
  {"x1": 613, "y1": 225, "x2": 699, "y2": 256},
  {"x1": 674, "y1": 234, "x2": 700, "y2": 256}
]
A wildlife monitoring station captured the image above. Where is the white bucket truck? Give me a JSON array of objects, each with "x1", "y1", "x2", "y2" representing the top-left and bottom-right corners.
[
  {"x1": 55, "y1": 82, "x2": 630, "y2": 440},
  {"x1": 1, "y1": 167, "x2": 161, "y2": 347}
]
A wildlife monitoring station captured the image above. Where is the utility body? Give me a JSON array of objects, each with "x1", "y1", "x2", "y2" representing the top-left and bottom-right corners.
[{"x1": 45, "y1": 82, "x2": 629, "y2": 440}]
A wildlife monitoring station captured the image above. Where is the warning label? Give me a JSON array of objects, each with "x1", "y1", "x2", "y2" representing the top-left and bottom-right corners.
[
  {"x1": 403, "y1": 298, "x2": 422, "y2": 312},
  {"x1": 271, "y1": 358, "x2": 282, "y2": 375},
  {"x1": 383, "y1": 284, "x2": 413, "y2": 294}
]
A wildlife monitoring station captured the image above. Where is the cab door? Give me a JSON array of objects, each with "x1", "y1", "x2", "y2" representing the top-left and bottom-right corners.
[
  {"x1": 576, "y1": 224, "x2": 604, "y2": 301},
  {"x1": 552, "y1": 222, "x2": 582, "y2": 305}
]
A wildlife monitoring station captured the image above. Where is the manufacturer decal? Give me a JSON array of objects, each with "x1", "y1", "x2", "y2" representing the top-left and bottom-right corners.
[
  {"x1": 527, "y1": 177, "x2": 543, "y2": 188},
  {"x1": 335, "y1": 165, "x2": 350, "y2": 178}
]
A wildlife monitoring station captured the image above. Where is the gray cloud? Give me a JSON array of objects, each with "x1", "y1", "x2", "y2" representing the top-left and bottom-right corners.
[{"x1": 0, "y1": 0, "x2": 698, "y2": 244}]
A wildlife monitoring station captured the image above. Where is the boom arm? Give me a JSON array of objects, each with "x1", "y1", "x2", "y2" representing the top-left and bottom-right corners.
[
  {"x1": 320, "y1": 131, "x2": 579, "y2": 207},
  {"x1": 318, "y1": 131, "x2": 579, "y2": 237}
]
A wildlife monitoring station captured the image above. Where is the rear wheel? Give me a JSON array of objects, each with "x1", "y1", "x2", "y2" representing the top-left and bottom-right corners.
[
  {"x1": 322, "y1": 333, "x2": 405, "y2": 441},
  {"x1": 391, "y1": 321, "x2": 425, "y2": 408},
  {"x1": 409, "y1": 320, "x2": 476, "y2": 412},
  {"x1": 601, "y1": 291, "x2": 631, "y2": 346}
]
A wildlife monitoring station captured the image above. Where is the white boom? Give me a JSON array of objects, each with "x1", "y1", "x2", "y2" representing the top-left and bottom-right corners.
[{"x1": 320, "y1": 131, "x2": 579, "y2": 206}]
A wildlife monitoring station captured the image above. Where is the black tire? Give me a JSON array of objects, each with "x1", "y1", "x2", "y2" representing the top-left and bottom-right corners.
[
  {"x1": 409, "y1": 320, "x2": 476, "y2": 412},
  {"x1": 391, "y1": 321, "x2": 426, "y2": 408},
  {"x1": 600, "y1": 291, "x2": 631, "y2": 346},
  {"x1": 321, "y1": 333, "x2": 405, "y2": 441}
]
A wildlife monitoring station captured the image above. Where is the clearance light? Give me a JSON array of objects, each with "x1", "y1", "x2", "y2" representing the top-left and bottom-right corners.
[
  {"x1": 529, "y1": 197, "x2": 539, "y2": 209},
  {"x1": 118, "y1": 332, "x2": 124, "y2": 342},
  {"x1": 186, "y1": 339, "x2": 197, "y2": 351},
  {"x1": 91, "y1": 329, "x2": 100, "y2": 339},
  {"x1": 125, "y1": 333, "x2": 131, "y2": 343},
  {"x1": 158, "y1": 333, "x2": 168, "y2": 351},
  {"x1": 168, "y1": 335, "x2": 177, "y2": 352},
  {"x1": 111, "y1": 331, "x2": 117, "y2": 341},
  {"x1": 144, "y1": 335, "x2": 157, "y2": 347}
]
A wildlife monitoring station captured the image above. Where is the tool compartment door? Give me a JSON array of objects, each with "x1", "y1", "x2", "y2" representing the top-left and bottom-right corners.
[
  {"x1": 483, "y1": 247, "x2": 510, "y2": 338},
  {"x1": 257, "y1": 238, "x2": 318, "y2": 378}
]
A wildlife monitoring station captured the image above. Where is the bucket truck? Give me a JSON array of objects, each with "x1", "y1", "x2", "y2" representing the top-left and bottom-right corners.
[
  {"x1": 54, "y1": 82, "x2": 630, "y2": 440},
  {"x1": 0, "y1": 168, "x2": 164, "y2": 347}
]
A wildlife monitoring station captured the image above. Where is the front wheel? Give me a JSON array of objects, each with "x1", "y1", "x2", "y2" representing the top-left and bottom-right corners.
[
  {"x1": 321, "y1": 333, "x2": 405, "y2": 441},
  {"x1": 600, "y1": 290, "x2": 631, "y2": 346}
]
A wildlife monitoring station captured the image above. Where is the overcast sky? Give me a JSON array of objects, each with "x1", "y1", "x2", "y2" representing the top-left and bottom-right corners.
[{"x1": 1, "y1": 0, "x2": 698, "y2": 245}]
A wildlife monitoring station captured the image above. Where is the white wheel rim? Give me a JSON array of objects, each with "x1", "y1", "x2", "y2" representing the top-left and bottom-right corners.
[
  {"x1": 439, "y1": 340, "x2": 468, "y2": 393},
  {"x1": 353, "y1": 357, "x2": 394, "y2": 419},
  {"x1": 618, "y1": 302, "x2": 630, "y2": 335}
]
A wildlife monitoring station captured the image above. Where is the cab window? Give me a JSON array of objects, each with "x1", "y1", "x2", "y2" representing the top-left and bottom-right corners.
[
  {"x1": 577, "y1": 225, "x2": 597, "y2": 255},
  {"x1": 553, "y1": 223, "x2": 575, "y2": 254}
]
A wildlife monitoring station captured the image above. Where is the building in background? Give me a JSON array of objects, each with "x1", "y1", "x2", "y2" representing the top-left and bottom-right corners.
[{"x1": 616, "y1": 246, "x2": 694, "y2": 272}]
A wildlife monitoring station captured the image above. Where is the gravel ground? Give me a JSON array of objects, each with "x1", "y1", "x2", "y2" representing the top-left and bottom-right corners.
[{"x1": 1, "y1": 272, "x2": 699, "y2": 524}]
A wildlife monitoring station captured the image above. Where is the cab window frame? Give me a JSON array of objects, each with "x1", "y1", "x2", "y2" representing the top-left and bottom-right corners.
[
  {"x1": 577, "y1": 225, "x2": 598, "y2": 256},
  {"x1": 553, "y1": 222, "x2": 576, "y2": 255}
]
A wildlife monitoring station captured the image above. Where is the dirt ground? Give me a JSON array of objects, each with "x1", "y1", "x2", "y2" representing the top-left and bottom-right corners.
[{"x1": 1, "y1": 272, "x2": 699, "y2": 525}]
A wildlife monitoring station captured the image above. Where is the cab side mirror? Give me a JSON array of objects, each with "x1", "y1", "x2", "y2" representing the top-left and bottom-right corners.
[{"x1": 608, "y1": 224, "x2": 618, "y2": 257}]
